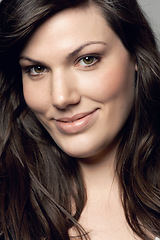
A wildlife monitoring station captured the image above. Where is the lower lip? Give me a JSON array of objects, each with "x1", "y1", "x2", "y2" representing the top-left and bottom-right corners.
[{"x1": 54, "y1": 110, "x2": 98, "y2": 134}]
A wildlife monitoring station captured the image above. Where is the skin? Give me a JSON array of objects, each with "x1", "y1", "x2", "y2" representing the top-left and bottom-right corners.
[
  {"x1": 19, "y1": 5, "x2": 136, "y2": 160},
  {"x1": 19, "y1": 4, "x2": 139, "y2": 240}
]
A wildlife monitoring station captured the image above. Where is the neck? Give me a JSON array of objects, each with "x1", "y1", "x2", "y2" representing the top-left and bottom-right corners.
[{"x1": 78, "y1": 144, "x2": 119, "y2": 195}]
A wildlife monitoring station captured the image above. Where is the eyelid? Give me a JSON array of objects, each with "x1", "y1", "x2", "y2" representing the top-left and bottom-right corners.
[
  {"x1": 22, "y1": 64, "x2": 48, "y2": 76},
  {"x1": 75, "y1": 54, "x2": 102, "y2": 68},
  {"x1": 75, "y1": 53, "x2": 101, "y2": 63}
]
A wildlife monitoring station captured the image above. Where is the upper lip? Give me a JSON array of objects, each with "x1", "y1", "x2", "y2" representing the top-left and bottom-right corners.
[{"x1": 55, "y1": 109, "x2": 97, "y2": 123}]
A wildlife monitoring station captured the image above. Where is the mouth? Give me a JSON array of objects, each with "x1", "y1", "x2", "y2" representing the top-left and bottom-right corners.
[{"x1": 54, "y1": 109, "x2": 98, "y2": 134}]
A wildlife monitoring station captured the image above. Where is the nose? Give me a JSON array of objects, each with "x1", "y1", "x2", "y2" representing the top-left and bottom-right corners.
[{"x1": 51, "y1": 69, "x2": 80, "y2": 110}]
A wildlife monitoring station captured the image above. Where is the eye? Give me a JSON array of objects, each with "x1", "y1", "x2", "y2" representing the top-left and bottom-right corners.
[
  {"x1": 76, "y1": 56, "x2": 100, "y2": 68},
  {"x1": 26, "y1": 65, "x2": 47, "y2": 76}
]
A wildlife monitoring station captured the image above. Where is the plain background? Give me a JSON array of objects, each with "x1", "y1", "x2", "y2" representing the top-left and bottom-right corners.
[{"x1": 138, "y1": 0, "x2": 160, "y2": 41}]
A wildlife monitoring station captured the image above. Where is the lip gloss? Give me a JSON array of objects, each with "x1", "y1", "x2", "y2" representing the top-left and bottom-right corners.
[{"x1": 54, "y1": 109, "x2": 98, "y2": 134}]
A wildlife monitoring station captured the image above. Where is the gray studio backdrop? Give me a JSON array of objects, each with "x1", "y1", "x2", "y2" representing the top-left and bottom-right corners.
[{"x1": 138, "y1": 0, "x2": 160, "y2": 41}]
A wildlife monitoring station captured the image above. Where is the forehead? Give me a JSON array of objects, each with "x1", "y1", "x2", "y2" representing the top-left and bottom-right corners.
[{"x1": 21, "y1": 4, "x2": 116, "y2": 57}]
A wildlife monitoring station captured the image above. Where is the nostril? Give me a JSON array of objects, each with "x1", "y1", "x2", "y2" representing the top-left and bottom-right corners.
[{"x1": 52, "y1": 92, "x2": 81, "y2": 110}]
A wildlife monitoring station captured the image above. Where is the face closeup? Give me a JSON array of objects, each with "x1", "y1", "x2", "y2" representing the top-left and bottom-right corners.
[{"x1": 19, "y1": 4, "x2": 136, "y2": 159}]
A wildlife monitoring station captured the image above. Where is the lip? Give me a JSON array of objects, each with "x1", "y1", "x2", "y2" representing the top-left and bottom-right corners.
[{"x1": 54, "y1": 109, "x2": 98, "y2": 134}]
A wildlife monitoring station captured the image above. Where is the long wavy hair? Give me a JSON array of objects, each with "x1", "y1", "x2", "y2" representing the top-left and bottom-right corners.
[{"x1": 0, "y1": 0, "x2": 160, "y2": 239}]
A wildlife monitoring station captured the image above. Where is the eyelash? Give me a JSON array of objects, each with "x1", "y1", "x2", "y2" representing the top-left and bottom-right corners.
[
  {"x1": 23, "y1": 55, "x2": 101, "y2": 77},
  {"x1": 75, "y1": 55, "x2": 101, "y2": 68},
  {"x1": 25, "y1": 65, "x2": 47, "y2": 76}
]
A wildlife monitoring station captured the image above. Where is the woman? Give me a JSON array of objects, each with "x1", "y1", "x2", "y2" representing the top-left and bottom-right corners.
[{"x1": 0, "y1": 0, "x2": 160, "y2": 239}]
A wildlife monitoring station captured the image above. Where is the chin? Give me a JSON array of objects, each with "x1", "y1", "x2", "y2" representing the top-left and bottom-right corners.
[
  {"x1": 59, "y1": 141, "x2": 110, "y2": 160},
  {"x1": 62, "y1": 148, "x2": 93, "y2": 159}
]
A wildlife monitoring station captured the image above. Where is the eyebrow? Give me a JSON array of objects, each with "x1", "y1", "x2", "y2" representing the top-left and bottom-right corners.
[
  {"x1": 19, "y1": 40, "x2": 107, "y2": 64},
  {"x1": 67, "y1": 41, "x2": 107, "y2": 59},
  {"x1": 19, "y1": 57, "x2": 45, "y2": 65}
]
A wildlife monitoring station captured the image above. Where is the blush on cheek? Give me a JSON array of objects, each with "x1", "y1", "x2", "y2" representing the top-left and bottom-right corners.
[{"x1": 86, "y1": 71, "x2": 129, "y2": 103}]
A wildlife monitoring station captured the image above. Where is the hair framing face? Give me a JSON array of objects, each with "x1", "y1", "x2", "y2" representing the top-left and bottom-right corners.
[{"x1": 0, "y1": 1, "x2": 160, "y2": 240}]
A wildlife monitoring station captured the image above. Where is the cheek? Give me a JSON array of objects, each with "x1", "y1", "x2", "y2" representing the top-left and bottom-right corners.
[
  {"x1": 80, "y1": 61, "x2": 135, "y2": 103},
  {"x1": 22, "y1": 80, "x2": 50, "y2": 113}
]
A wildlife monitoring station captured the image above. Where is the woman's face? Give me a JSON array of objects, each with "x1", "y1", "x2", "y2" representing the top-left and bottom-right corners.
[{"x1": 19, "y1": 4, "x2": 136, "y2": 158}]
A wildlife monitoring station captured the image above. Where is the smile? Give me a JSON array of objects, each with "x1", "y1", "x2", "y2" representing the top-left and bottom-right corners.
[{"x1": 54, "y1": 109, "x2": 98, "y2": 134}]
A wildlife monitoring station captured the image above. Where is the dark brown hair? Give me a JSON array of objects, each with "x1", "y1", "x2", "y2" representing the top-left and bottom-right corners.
[{"x1": 0, "y1": 0, "x2": 160, "y2": 239}]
